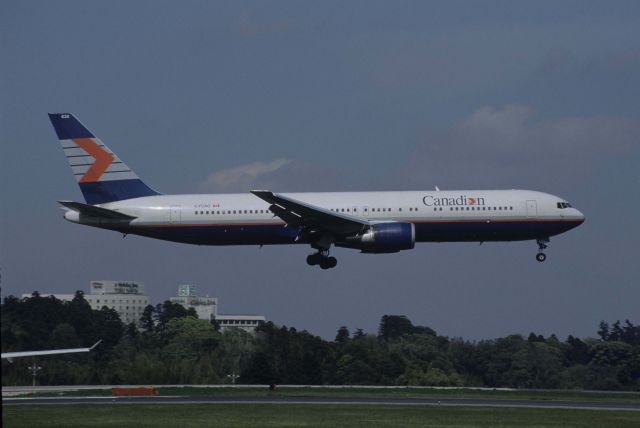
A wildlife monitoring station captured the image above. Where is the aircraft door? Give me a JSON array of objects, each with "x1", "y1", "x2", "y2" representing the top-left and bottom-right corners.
[
  {"x1": 362, "y1": 206, "x2": 369, "y2": 217},
  {"x1": 352, "y1": 206, "x2": 359, "y2": 217},
  {"x1": 526, "y1": 200, "x2": 537, "y2": 218},
  {"x1": 170, "y1": 205, "x2": 182, "y2": 223}
]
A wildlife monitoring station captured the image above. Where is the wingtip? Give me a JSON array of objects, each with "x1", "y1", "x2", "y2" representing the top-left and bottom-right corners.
[
  {"x1": 250, "y1": 190, "x2": 274, "y2": 197},
  {"x1": 89, "y1": 339, "x2": 102, "y2": 351}
]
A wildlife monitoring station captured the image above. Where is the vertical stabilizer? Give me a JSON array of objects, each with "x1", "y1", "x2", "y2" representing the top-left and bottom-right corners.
[{"x1": 48, "y1": 113, "x2": 159, "y2": 204}]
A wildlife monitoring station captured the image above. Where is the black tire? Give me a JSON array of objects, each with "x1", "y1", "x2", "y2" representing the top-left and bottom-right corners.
[
  {"x1": 536, "y1": 253, "x2": 546, "y2": 262},
  {"x1": 328, "y1": 257, "x2": 337, "y2": 268},
  {"x1": 319, "y1": 259, "x2": 330, "y2": 269},
  {"x1": 307, "y1": 254, "x2": 319, "y2": 266}
]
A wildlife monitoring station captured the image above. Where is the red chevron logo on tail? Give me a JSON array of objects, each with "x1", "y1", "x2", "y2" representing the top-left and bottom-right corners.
[{"x1": 73, "y1": 138, "x2": 114, "y2": 182}]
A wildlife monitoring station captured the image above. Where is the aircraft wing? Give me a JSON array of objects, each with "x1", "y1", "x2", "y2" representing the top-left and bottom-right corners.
[
  {"x1": 2, "y1": 340, "x2": 102, "y2": 362},
  {"x1": 251, "y1": 190, "x2": 369, "y2": 236},
  {"x1": 58, "y1": 200, "x2": 136, "y2": 220}
]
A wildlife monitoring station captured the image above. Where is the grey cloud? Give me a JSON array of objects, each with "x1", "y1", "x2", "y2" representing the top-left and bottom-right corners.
[
  {"x1": 199, "y1": 159, "x2": 292, "y2": 192},
  {"x1": 198, "y1": 159, "x2": 356, "y2": 193},
  {"x1": 401, "y1": 104, "x2": 640, "y2": 189}
]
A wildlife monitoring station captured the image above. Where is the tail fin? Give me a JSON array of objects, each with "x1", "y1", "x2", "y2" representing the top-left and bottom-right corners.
[{"x1": 48, "y1": 113, "x2": 160, "y2": 204}]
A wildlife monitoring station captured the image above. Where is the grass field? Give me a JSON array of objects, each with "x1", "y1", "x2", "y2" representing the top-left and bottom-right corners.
[{"x1": 3, "y1": 404, "x2": 640, "y2": 428}]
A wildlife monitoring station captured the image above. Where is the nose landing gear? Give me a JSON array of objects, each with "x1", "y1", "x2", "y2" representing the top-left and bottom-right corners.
[
  {"x1": 306, "y1": 251, "x2": 338, "y2": 269},
  {"x1": 536, "y1": 238, "x2": 549, "y2": 262}
]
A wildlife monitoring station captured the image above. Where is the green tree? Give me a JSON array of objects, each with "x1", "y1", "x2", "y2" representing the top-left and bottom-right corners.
[
  {"x1": 378, "y1": 315, "x2": 415, "y2": 341},
  {"x1": 335, "y1": 326, "x2": 350, "y2": 345}
]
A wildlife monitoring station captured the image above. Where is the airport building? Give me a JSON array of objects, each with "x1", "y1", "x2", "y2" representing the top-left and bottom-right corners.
[
  {"x1": 23, "y1": 280, "x2": 149, "y2": 327},
  {"x1": 169, "y1": 285, "x2": 218, "y2": 321},
  {"x1": 215, "y1": 314, "x2": 266, "y2": 332},
  {"x1": 169, "y1": 285, "x2": 265, "y2": 332}
]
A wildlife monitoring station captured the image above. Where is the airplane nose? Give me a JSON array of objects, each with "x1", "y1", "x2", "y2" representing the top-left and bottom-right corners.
[{"x1": 576, "y1": 210, "x2": 585, "y2": 224}]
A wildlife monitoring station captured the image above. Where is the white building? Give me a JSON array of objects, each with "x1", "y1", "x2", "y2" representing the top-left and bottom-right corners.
[
  {"x1": 169, "y1": 285, "x2": 265, "y2": 332},
  {"x1": 86, "y1": 281, "x2": 149, "y2": 326},
  {"x1": 23, "y1": 280, "x2": 149, "y2": 327},
  {"x1": 169, "y1": 285, "x2": 218, "y2": 321},
  {"x1": 215, "y1": 315, "x2": 266, "y2": 333}
]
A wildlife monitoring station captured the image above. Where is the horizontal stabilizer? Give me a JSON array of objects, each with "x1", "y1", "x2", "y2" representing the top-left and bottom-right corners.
[{"x1": 58, "y1": 200, "x2": 136, "y2": 220}]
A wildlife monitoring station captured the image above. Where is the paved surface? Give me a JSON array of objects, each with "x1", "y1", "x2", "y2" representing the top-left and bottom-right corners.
[{"x1": 4, "y1": 395, "x2": 640, "y2": 411}]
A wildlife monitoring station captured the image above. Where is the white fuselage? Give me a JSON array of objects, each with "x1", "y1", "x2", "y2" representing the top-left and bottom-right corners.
[{"x1": 65, "y1": 189, "x2": 585, "y2": 246}]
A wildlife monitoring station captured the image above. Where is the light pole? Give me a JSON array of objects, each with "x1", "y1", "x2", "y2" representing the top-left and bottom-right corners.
[
  {"x1": 28, "y1": 361, "x2": 42, "y2": 388},
  {"x1": 227, "y1": 372, "x2": 239, "y2": 384}
]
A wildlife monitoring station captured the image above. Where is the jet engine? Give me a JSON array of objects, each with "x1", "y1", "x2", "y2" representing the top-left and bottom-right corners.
[{"x1": 339, "y1": 222, "x2": 415, "y2": 253}]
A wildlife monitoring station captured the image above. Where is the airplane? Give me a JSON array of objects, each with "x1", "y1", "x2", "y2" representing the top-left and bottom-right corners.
[
  {"x1": 1, "y1": 341, "x2": 102, "y2": 362},
  {"x1": 49, "y1": 113, "x2": 585, "y2": 269}
]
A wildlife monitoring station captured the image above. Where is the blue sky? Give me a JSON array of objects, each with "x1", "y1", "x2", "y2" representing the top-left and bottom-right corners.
[{"x1": 1, "y1": 1, "x2": 639, "y2": 339}]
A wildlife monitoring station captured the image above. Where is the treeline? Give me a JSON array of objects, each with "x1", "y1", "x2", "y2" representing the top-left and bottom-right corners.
[{"x1": 2, "y1": 293, "x2": 639, "y2": 390}]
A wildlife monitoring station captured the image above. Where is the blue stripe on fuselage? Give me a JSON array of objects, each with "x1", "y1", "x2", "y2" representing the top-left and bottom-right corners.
[
  {"x1": 112, "y1": 219, "x2": 582, "y2": 246},
  {"x1": 412, "y1": 219, "x2": 582, "y2": 242}
]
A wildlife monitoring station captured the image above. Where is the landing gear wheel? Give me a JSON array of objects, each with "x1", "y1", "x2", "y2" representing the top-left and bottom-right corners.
[
  {"x1": 306, "y1": 254, "x2": 321, "y2": 266},
  {"x1": 319, "y1": 257, "x2": 338, "y2": 269},
  {"x1": 535, "y1": 238, "x2": 549, "y2": 263}
]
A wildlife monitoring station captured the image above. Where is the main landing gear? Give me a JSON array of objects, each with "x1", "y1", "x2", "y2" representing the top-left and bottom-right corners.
[
  {"x1": 306, "y1": 251, "x2": 338, "y2": 270},
  {"x1": 536, "y1": 238, "x2": 549, "y2": 262}
]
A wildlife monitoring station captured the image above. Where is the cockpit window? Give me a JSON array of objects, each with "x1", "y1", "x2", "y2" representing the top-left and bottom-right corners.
[{"x1": 557, "y1": 202, "x2": 573, "y2": 209}]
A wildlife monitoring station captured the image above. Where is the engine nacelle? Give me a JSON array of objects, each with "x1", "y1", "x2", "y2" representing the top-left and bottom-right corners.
[{"x1": 342, "y1": 222, "x2": 415, "y2": 253}]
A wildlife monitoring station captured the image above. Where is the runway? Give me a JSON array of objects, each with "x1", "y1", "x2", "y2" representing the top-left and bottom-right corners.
[{"x1": 4, "y1": 394, "x2": 640, "y2": 411}]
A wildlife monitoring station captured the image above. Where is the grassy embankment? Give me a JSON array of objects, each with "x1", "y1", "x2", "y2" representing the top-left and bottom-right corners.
[{"x1": 3, "y1": 404, "x2": 640, "y2": 428}]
